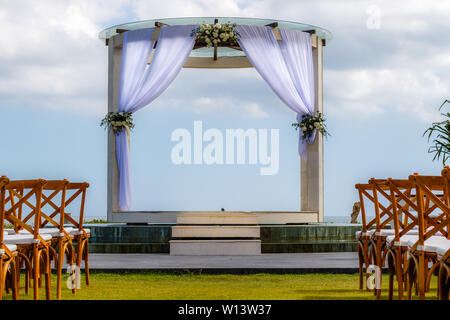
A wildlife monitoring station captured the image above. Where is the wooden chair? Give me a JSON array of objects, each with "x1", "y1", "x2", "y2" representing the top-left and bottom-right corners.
[
  {"x1": 16, "y1": 180, "x2": 77, "y2": 299},
  {"x1": 406, "y1": 173, "x2": 450, "y2": 300},
  {"x1": 355, "y1": 183, "x2": 376, "y2": 291},
  {"x1": 437, "y1": 167, "x2": 450, "y2": 299},
  {"x1": 41, "y1": 182, "x2": 90, "y2": 287},
  {"x1": 0, "y1": 176, "x2": 19, "y2": 300},
  {"x1": 384, "y1": 178, "x2": 421, "y2": 300},
  {"x1": 2, "y1": 179, "x2": 52, "y2": 300}
]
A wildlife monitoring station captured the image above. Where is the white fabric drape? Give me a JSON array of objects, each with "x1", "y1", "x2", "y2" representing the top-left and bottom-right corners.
[
  {"x1": 116, "y1": 25, "x2": 196, "y2": 210},
  {"x1": 236, "y1": 25, "x2": 315, "y2": 158}
]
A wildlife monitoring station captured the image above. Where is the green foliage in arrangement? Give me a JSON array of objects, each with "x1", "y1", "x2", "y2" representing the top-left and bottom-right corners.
[
  {"x1": 191, "y1": 23, "x2": 240, "y2": 47},
  {"x1": 100, "y1": 112, "x2": 135, "y2": 134},
  {"x1": 424, "y1": 100, "x2": 450, "y2": 165},
  {"x1": 292, "y1": 112, "x2": 329, "y2": 141}
]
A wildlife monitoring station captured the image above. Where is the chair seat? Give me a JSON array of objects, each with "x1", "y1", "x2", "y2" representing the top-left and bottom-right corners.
[
  {"x1": 0, "y1": 244, "x2": 18, "y2": 255},
  {"x1": 18, "y1": 227, "x2": 75, "y2": 237},
  {"x1": 356, "y1": 229, "x2": 395, "y2": 239},
  {"x1": 4, "y1": 229, "x2": 16, "y2": 235},
  {"x1": 387, "y1": 234, "x2": 418, "y2": 247},
  {"x1": 69, "y1": 228, "x2": 90, "y2": 236},
  {"x1": 419, "y1": 236, "x2": 450, "y2": 256},
  {"x1": 4, "y1": 233, "x2": 52, "y2": 245}
]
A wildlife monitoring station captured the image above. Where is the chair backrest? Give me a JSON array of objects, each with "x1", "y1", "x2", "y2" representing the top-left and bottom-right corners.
[
  {"x1": 385, "y1": 178, "x2": 419, "y2": 241},
  {"x1": 0, "y1": 176, "x2": 10, "y2": 254},
  {"x1": 40, "y1": 182, "x2": 90, "y2": 236},
  {"x1": 355, "y1": 183, "x2": 377, "y2": 233},
  {"x1": 408, "y1": 173, "x2": 450, "y2": 252},
  {"x1": 37, "y1": 180, "x2": 72, "y2": 237},
  {"x1": 2, "y1": 179, "x2": 48, "y2": 245},
  {"x1": 368, "y1": 178, "x2": 396, "y2": 233}
]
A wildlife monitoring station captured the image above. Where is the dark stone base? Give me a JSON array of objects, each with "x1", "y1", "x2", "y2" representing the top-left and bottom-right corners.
[{"x1": 86, "y1": 223, "x2": 360, "y2": 254}]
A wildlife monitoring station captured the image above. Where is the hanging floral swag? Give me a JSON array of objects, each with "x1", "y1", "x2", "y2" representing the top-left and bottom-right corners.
[
  {"x1": 100, "y1": 112, "x2": 135, "y2": 134},
  {"x1": 292, "y1": 112, "x2": 329, "y2": 141},
  {"x1": 191, "y1": 23, "x2": 240, "y2": 47}
]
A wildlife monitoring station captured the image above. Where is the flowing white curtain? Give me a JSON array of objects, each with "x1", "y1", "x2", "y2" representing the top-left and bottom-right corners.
[
  {"x1": 116, "y1": 25, "x2": 196, "y2": 210},
  {"x1": 236, "y1": 25, "x2": 315, "y2": 158}
]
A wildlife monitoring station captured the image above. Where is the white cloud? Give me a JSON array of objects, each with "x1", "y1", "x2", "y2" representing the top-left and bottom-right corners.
[
  {"x1": 0, "y1": 0, "x2": 126, "y2": 115},
  {"x1": 194, "y1": 97, "x2": 269, "y2": 118},
  {"x1": 0, "y1": 0, "x2": 448, "y2": 124},
  {"x1": 325, "y1": 68, "x2": 448, "y2": 122},
  {"x1": 151, "y1": 96, "x2": 269, "y2": 118}
]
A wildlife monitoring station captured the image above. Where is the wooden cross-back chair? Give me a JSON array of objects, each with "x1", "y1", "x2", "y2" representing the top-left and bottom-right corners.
[
  {"x1": 18, "y1": 180, "x2": 78, "y2": 299},
  {"x1": 439, "y1": 167, "x2": 450, "y2": 299},
  {"x1": 357, "y1": 178, "x2": 419, "y2": 298},
  {"x1": 382, "y1": 178, "x2": 423, "y2": 300},
  {"x1": 40, "y1": 182, "x2": 91, "y2": 287},
  {"x1": 0, "y1": 176, "x2": 19, "y2": 300},
  {"x1": 406, "y1": 173, "x2": 450, "y2": 300},
  {"x1": 2, "y1": 179, "x2": 52, "y2": 300},
  {"x1": 355, "y1": 183, "x2": 379, "y2": 291}
]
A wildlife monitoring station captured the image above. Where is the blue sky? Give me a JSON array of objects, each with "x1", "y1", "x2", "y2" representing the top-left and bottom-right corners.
[{"x1": 0, "y1": 0, "x2": 449, "y2": 218}]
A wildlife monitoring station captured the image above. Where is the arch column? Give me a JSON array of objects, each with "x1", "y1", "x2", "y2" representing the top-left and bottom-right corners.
[
  {"x1": 301, "y1": 36, "x2": 324, "y2": 222},
  {"x1": 106, "y1": 35, "x2": 122, "y2": 222}
]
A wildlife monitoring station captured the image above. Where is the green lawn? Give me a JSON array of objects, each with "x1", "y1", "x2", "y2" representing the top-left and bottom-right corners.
[{"x1": 4, "y1": 272, "x2": 438, "y2": 300}]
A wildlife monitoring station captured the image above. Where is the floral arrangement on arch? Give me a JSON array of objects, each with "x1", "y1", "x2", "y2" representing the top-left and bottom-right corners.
[
  {"x1": 292, "y1": 112, "x2": 329, "y2": 141},
  {"x1": 191, "y1": 23, "x2": 240, "y2": 47},
  {"x1": 100, "y1": 112, "x2": 135, "y2": 134}
]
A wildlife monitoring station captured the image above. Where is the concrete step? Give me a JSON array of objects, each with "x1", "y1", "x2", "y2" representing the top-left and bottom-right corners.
[
  {"x1": 172, "y1": 225, "x2": 260, "y2": 238},
  {"x1": 170, "y1": 240, "x2": 261, "y2": 255},
  {"x1": 176, "y1": 213, "x2": 258, "y2": 225}
]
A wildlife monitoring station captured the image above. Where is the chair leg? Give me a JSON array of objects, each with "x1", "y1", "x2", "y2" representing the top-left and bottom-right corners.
[
  {"x1": 418, "y1": 252, "x2": 426, "y2": 300},
  {"x1": 70, "y1": 244, "x2": 76, "y2": 294},
  {"x1": 44, "y1": 249, "x2": 51, "y2": 300},
  {"x1": 0, "y1": 259, "x2": 4, "y2": 300},
  {"x1": 56, "y1": 241, "x2": 64, "y2": 300},
  {"x1": 438, "y1": 263, "x2": 449, "y2": 300},
  {"x1": 358, "y1": 246, "x2": 364, "y2": 290},
  {"x1": 395, "y1": 248, "x2": 404, "y2": 300},
  {"x1": 388, "y1": 253, "x2": 394, "y2": 300},
  {"x1": 406, "y1": 257, "x2": 416, "y2": 300},
  {"x1": 19, "y1": 252, "x2": 32, "y2": 295},
  {"x1": 84, "y1": 239, "x2": 90, "y2": 286},
  {"x1": 33, "y1": 246, "x2": 39, "y2": 300},
  {"x1": 12, "y1": 257, "x2": 19, "y2": 300}
]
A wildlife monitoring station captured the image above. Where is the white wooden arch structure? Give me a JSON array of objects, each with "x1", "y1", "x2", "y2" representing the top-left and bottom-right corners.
[{"x1": 99, "y1": 17, "x2": 332, "y2": 224}]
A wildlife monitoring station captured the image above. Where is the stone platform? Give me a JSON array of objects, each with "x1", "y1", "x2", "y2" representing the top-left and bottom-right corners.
[
  {"x1": 82, "y1": 252, "x2": 360, "y2": 274},
  {"x1": 86, "y1": 223, "x2": 360, "y2": 254}
]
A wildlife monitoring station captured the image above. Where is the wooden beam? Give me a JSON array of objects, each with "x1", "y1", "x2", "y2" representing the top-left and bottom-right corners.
[
  {"x1": 303, "y1": 29, "x2": 316, "y2": 35},
  {"x1": 154, "y1": 22, "x2": 167, "y2": 28},
  {"x1": 183, "y1": 56, "x2": 253, "y2": 69},
  {"x1": 265, "y1": 22, "x2": 278, "y2": 28},
  {"x1": 213, "y1": 43, "x2": 218, "y2": 60},
  {"x1": 116, "y1": 28, "x2": 129, "y2": 34}
]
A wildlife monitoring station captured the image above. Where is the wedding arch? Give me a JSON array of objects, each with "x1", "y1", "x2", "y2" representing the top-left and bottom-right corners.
[{"x1": 99, "y1": 17, "x2": 332, "y2": 224}]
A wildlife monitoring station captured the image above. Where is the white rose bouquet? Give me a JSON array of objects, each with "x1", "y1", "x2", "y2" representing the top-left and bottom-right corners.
[
  {"x1": 100, "y1": 112, "x2": 135, "y2": 134},
  {"x1": 191, "y1": 23, "x2": 240, "y2": 48},
  {"x1": 292, "y1": 112, "x2": 329, "y2": 141}
]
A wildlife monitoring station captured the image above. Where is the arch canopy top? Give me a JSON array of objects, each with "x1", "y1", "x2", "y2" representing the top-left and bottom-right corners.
[{"x1": 100, "y1": 17, "x2": 332, "y2": 69}]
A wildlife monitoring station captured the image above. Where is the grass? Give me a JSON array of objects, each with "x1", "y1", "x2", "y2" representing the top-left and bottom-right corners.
[{"x1": 3, "y1": 272, "x2": 439, "y2": 300}]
